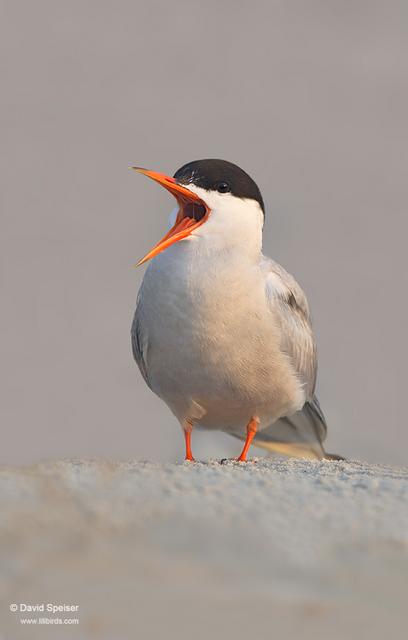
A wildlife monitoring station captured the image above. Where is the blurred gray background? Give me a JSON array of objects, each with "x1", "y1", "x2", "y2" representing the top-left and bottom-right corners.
[{"x1": 1, "y1": 0, "x2": 407, "y2": 465}]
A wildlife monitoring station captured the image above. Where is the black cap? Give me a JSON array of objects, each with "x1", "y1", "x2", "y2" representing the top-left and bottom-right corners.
[{"x1": 174, "y1": 159, "x2": 264, "y2": 214}]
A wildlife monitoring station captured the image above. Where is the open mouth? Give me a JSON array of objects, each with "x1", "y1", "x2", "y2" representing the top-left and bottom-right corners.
[
  {"x1": 182, "y1": 201, "x2": 207, "y2": 222},
  {"x1": 133, "y1": 167, "x2": 210, "y2": 266}
]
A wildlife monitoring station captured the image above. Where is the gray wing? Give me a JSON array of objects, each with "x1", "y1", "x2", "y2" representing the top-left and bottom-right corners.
[
  {"x1": 252, "y1": 259, "x2": 328, "y2": 457},
  {"x1": 263, "y1": 258, "x2": 317, "y2": 397},
  {"x1": 252, "y1": 396, "x2": 327, "y2": 458},
  {"x1": 131, "y1": 296, "x2": 151, "y2": 388}
]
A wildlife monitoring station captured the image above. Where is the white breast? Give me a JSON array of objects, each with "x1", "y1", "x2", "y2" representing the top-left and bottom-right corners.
[{"x1": 135, "y1": 230, "x2": 305, "y2": 432}]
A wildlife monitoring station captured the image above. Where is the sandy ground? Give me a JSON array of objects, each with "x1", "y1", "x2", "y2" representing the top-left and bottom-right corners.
[{"x1": 0, "y1": 457, "x2": 407, "y2": 639}]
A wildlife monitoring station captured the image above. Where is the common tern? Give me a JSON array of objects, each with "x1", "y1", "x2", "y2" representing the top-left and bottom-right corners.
[{"x1": 131, "y1": 159, "x2": 340, "y2": 462}]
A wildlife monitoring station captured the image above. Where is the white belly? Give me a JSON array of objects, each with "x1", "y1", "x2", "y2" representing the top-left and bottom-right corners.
[{"x1": 135, "y1": 242, "x2": 304, "y2": 432}]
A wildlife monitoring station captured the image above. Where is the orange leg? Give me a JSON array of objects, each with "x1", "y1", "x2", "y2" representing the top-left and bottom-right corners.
[
  {"x1": 184, "y1": 424, "x2": 195, "y2": 462},
  {"x1": 237, "y1": 417, "x2": 259, "y2": 462}
]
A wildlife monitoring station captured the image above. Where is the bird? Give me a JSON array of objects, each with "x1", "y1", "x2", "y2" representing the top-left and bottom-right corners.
[{"x1": 131, "y1": 159, "x2": 340, "y2": 462}]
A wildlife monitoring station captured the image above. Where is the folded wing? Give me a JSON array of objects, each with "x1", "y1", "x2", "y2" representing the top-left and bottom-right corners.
[{"x1": 238, "y1": 258, "x2": 328, "y2": 459}]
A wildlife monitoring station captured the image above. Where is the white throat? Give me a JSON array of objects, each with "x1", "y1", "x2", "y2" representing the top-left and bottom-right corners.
[{"x1": 169, "y1": 184, "x2": 264, "y2": 262}]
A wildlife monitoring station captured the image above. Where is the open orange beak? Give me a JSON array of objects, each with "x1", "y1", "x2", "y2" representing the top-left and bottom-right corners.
[{"x1": 133, "y1": 167, "x2": 210, "y2": 266}]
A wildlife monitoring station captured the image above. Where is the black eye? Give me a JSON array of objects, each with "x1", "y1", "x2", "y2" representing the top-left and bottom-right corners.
[{"x1": 217, "y1": 181, "x2": 231, "y2": 193}]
